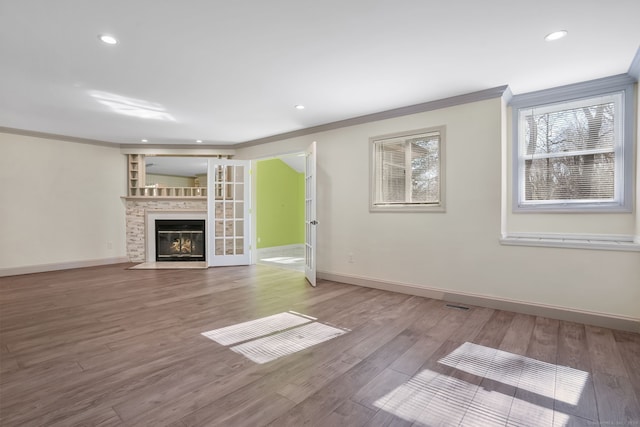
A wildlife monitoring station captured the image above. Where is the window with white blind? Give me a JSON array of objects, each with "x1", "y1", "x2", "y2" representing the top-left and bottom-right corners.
[
  {"x1": 513, "y1": 82, "x2": 634, "y2": 212},
  {"x1": 370, "y1": 127, "x2": 445, "y2": 212}
]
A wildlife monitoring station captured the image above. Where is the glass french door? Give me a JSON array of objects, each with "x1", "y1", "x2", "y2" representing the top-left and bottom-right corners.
[
  {"x1": 305, "y1": 141, "x2": 317, "y2": 286},
  {"x1": 207, "y1": 159, "x2": 251, "y2": 267}
]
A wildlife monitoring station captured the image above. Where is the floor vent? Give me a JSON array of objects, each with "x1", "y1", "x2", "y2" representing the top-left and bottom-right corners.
[{"x1": 445, "y1": 303, "x2": 470, "y2": 311}]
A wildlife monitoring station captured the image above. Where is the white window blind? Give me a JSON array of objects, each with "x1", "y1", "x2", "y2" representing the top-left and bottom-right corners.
[
  {"x1": 517, "y1": 93, "x2": 624, "y2": 208},
  {"x1": 371, "y1": 128, "x2": 443, "y2": 211}
]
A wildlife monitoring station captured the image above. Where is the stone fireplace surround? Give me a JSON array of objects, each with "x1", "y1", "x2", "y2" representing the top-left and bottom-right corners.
[{"x1": 125, "y1": 199, "x2": 207, "y2": 262}]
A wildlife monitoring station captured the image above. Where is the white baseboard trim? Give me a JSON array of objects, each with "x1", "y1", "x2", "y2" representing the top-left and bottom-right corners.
[
  {"x1": 317, "y1": 271, "x2": 640, "y2": 333},
  {"x1": 256, "y1": 244, "x2": 304, "y2": 257},
  {"x1": 0, "y1": 257, "x2": 131, "y2": 278},
  {"x1": 257, "y1": 243, "x2": 305, "y2": 251},
  {"x1": 318, "y1": 271, "x2": 447, "y2": 300}
]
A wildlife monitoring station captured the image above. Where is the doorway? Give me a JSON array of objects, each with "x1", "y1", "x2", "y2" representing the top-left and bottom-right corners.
[{"x1": 255, "y1": 154, "x2": 305, "y2": 272}]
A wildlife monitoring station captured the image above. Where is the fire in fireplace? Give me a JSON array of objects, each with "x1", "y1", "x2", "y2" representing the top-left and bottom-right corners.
[{"x1": 155, "y1": 219, "x2": 205, "y2": 262}]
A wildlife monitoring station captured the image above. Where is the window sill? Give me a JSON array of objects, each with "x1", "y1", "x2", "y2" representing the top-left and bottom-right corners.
[{"x1": 500, "y1": 233, "x2": 640, "y2": 252}]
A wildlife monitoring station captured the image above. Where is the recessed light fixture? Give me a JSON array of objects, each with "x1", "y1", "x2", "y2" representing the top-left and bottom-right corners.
[
  {"x1": 544, "y1": 30, "x2": 567, "y2": 42},
  {"x1": 295, "y1": 105, "x2": 305, "y2": 110},
  {"x1": 141, "y1": 139, "x2": 148, "y2": 143},
  {"x1": 98, "y1": 34, "x2": 118, "y2": 45},
  {"x1": 196, "y1": 139, "x2": 203, "y2": 143}
]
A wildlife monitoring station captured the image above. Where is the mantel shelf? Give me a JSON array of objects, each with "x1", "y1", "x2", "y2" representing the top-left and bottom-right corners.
[
  {"x1": 122, "y1": 196, "x2": 207, "y2": 201},
  {"x1": 130, "y1": 185, "x2": 207, "y2": 198}
]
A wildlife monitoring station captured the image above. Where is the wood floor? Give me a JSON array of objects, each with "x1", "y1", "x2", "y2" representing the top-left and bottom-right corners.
[{"x1": 1, "y1": 264, "x2": 639, "y2": 426}]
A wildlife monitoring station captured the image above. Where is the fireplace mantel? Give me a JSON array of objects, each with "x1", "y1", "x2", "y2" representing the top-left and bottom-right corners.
[{"x1": 121, "y1": 196, "x2": 206, "y2": 201}]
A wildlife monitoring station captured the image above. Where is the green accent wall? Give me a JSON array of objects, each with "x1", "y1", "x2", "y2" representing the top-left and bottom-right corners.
[{"x1": 256, "y1": 159, "x2": 304, "y2": 249}]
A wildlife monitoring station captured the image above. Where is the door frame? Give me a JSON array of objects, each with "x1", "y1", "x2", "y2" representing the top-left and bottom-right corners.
[
  {"x1": 248, "y1": 149, "x2": 311, "y2": 270},
  {"x1": 304, "y1": 141, "x2": 317, "y2": 286}
]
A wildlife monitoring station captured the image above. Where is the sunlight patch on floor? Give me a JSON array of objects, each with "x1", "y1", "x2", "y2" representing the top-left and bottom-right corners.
[
  {"x1": 438, "y1": 342, "x2": 588, "y2": 406},
  {"x1": 230, "y1": 322, "x2": 347, "y2": 364},
  {"x1": 373, "y1": 342, "x2": 586, "y2": 426},
  {"x1": 257, "y1": 246, "x2": 305, "y2": 272},
  {"x1": 201, "y1": 311, "x2": 348, "y2": 364},
  {"x1": 201, "y1": 312, "x2": 311, "y2": 346},
  {"x1": 258, "y1": 256, "x2": 305, "y2": 272},
  {"x1": 261, "y1": 256, "x2": 305, "y2": 265}
]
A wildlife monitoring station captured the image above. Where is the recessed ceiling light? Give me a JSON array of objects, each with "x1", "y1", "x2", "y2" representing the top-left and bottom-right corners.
[
  {"x1": 98, "y1": 34, "x2": 118, "y2": 45},
  {"x1": 196, "y1": 140, "x2": 203, "y2": 143},
  {"x1": 141, "y1": 139, "x2": 148, "y2": 143},
  {"x1": 544, "y1": 30, "x2": 567, "y2": 42},
  {"x1": 295, "y1": 105, "x2": 305, "y2": 110}
]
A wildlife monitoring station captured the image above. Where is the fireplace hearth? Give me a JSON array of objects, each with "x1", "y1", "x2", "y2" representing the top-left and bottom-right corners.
[{"x1": 155, "y1": 219, "x2": 205, "y2": 262}]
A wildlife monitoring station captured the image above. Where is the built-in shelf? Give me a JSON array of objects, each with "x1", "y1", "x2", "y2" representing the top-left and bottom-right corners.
[
  {"x1": 127, "y1": 153, "x2": 207, "y2": 199},
  {"x1": 129, "y1": 187, "x2": 208, "y2": 197},
  {"x1": 128, "y1": 154, "x2": 146, "y2": 197}
]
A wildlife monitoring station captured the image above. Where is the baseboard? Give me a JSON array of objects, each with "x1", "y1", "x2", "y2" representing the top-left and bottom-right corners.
[
  {"x1": 257, "y1": 243, "x2": 304, "y2": 251},
  {"x1": 317, "y1": 271, "x2": 640, "y2": 333},
  {"x1": 318, "y1": 271, "x2": 447, "y2": 300},
  {"x1": 0, "y1": 257, "x2": 130, "y2": 278},
  {"x1": 256, "y1": 244, "x2": 304, "y2": 257}
]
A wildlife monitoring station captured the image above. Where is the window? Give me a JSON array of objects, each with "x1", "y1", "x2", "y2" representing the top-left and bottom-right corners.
[
  {"x1": 370, "y1": 126, "x2": 445, "y2": 212},
  {"x1": 512, "y1": 77, "x2": 634, "y2": 212}
]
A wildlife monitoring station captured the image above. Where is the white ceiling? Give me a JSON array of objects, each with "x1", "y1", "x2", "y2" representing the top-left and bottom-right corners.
[
  {"x1": 1, "y1": 0, "x2": 638, "y2": 146},
  {"x1": 279, "y1": 154, "x2": 305, "y2": 173}
]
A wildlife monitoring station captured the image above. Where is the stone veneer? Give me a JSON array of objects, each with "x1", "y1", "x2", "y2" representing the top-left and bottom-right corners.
[{"x1": 125, "y1": 199, "x2": 208, "y2": 262}]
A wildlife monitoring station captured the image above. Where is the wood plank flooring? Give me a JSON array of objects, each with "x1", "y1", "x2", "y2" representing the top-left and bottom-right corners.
[{"x1": 0, "y1": 263, "x2": 639, "y2": 426}]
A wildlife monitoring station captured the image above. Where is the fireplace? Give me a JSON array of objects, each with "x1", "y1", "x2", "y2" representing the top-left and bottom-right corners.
[{"x1": 155, "y1": 219, "x2": 205, "y2": 262}]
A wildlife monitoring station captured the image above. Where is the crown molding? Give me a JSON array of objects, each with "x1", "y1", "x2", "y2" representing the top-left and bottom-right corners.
[
  {"x1": 119, "y1": 145, "x2": 236, "y2": 155},
  {"x1": 0, "y1": 126, "x2": 118, "y2": 147},
  {"x1": 509, "y1": 74, "x2": 636, "y2": 107},
  {"x1": 501, "y1": 86, "x2": 514, "y2": 104},
  {"x1": 628, "y1": 46, "x2": 640, "y2": 80},
  {"x1": 236, "y1": 85, "x2": 509, "y2": 148}
]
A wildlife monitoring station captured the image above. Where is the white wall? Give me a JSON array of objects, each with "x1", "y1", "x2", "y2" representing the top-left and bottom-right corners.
[
  {"x1": 237, "y1": 97, "x2": 640, "y2": 321},
  {"x1": 0, "y1": 132, "x2": 127, "y2": 271}
]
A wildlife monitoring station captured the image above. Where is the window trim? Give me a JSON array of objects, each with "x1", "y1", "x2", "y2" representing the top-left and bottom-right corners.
[
  {"x1": 510, "y1": 75, "x2": 635, "y2": 213},
  {"x1": 369, "y1": 126, "x2": 446, "y2": 213}
]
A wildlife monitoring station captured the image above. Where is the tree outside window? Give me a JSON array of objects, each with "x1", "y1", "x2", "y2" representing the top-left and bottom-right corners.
[{"x1": 370, "y1": 127, "x2": 445, "y2": 212}]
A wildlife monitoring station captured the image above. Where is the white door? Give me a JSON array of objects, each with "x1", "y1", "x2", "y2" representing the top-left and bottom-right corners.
[
  {"x1": 208, "y1": 159, "x2": 251, "y2": 267},
  {"x1": 304, "y1": 141, "x2": 317, "y2": 286}
]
